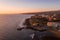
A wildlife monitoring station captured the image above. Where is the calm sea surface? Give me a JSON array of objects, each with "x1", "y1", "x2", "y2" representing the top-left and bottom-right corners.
[{"x1": 0, "y1": 14, "x2": 34, "y2": 40}]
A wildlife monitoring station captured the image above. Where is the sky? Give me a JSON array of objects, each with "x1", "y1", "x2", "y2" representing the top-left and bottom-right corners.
[{"x1": 0, "y1": 0, "x2": 60, "y2": 14}]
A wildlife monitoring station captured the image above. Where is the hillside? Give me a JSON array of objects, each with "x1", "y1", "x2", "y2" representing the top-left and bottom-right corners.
[{"x1": 21, "y1": 10, "x2": 60, "y2": 15}]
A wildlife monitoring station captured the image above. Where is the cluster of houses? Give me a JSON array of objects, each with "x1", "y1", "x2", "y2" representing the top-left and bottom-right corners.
[
  {"x1": 40, "y1": 14, "x2": 60, "y2": 31},
  {"x1": 29, "y1": 14, "x2": 60, "y2": 31}
]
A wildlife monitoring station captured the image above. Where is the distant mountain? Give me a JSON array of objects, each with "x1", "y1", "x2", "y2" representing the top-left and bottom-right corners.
[{"x1": 21, "y1": 10, "x2": 60, "y2": 15}]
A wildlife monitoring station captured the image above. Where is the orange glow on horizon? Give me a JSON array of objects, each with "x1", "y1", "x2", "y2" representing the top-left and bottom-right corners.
[
  {"x1": 0, "y1": 0, "x2": 60, "y2": 14},
  {"x1": 0, "y1": 4, "x2": 60, "y2": 14},
  {"x1": 0, "y1": 6, "x2": 60, "y2": 14}
]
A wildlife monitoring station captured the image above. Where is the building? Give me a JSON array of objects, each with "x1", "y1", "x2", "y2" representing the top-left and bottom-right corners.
[{"x1": 47, "y1": 22, "x2": 60, "y2": 31}]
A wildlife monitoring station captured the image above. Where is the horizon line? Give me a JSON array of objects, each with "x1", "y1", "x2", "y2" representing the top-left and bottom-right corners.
[{"x1": 0, "y1": 10, "x2": 60, "y2": 14}]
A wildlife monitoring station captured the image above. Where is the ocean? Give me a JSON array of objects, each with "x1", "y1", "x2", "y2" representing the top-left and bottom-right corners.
[
  {"x1": 0, "y1": 14, "x2": 34, "y2": 40},
  {"x1": 0, "y1": 14, "x2": 60, "y2": 40}
]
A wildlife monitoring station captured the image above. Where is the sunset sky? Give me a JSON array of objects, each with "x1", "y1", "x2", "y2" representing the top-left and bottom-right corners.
[{"x1": 0, "y1": 0, "x2": 60, "y2": 14}]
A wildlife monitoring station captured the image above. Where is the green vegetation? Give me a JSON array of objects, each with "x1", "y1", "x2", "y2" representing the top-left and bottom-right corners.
[{"x1": 24, "y1": 15, "x2": 48, "y2": 27}]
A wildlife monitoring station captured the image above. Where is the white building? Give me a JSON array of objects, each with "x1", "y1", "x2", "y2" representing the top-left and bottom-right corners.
[{"x1": 47, "y1": 22, "x2": 60, "y2": 31}]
